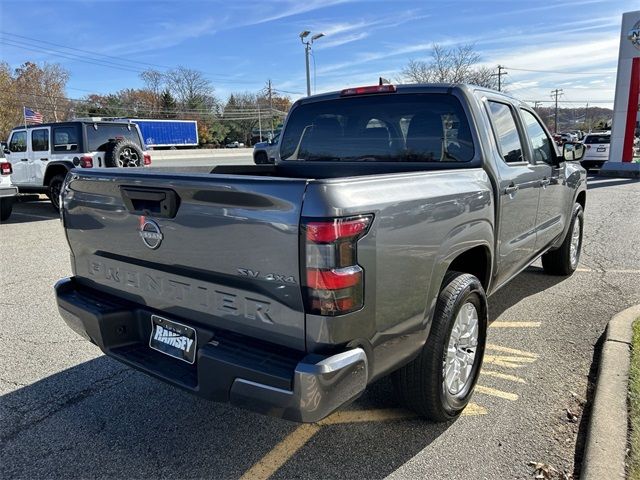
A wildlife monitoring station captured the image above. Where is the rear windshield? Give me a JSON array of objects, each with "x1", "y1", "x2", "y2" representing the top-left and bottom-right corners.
[
  {"x1": 584, "y1": 135, "x2": 610, "y2": 144},
  {"x1": 280, "y1": 93, "x2": 475, "y2": 162},
  {"x1": 86, "y1": 123, "x2": 143, "y2": 151}
]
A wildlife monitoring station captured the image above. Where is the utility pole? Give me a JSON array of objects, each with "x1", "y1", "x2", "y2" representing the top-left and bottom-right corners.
[
  {"x1": 551, "y1": 88, "x2": 564, "y2": 134},
  {"x1": 257, "y1": 104, "x2": 262, "y2": 142},
  {"x1": 492, "y1": 65, "x2": 507, "y2": 92},
  {"x1": 585, "y1": 102, "x2": 590, "y2": 132},
  {"x1": 267, "y1": 79, "x2": 274, "y2": 138},
  {"x1": 534, "y1": 101, "x2": 542, "y2": 110}
]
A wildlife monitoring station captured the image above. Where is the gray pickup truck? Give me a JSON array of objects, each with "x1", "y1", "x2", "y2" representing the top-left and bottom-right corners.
[{"x1": 55, "y1": 84, "x2": 587, "y2": 423}]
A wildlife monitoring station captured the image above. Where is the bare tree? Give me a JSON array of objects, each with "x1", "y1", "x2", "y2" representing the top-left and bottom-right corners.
[
  {"x1": 166, "y1": 66, "x2": 213, "y2": 110},
  {"x1": 140, "y1": 69, "x2": 165, "y2": 114},
  {"x1": 13, "y1": 62, "x2": 70, "y2": 122},
  {"x1": 400, "y1": 43, "x2": 498, "y2": 89}
]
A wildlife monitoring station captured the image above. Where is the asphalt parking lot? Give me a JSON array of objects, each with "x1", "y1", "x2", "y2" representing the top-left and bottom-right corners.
[{"x1": 0, "y1": 172, "x2": 638, "y2": 479}]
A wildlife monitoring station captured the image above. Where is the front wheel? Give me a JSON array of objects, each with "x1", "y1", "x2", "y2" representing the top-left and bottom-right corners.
[
  {"x1": 541, "y1": 203, "x2": 583, "y2": 276},
  {"x1": 48, "y1": 174, "x2": 66, "y2": 212},
  {"x1": 392, "y1": 272, "x2": 488, "y2": 422}
]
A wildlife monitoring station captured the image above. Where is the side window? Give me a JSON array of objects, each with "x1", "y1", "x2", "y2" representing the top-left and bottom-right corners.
[
  {"x1": 487, "y1": 101, "x2": 524, "y2": 164},
  {"x1": 32, "y1": 129, "x2": 49, "y2": 152},
  {"x1": 521, "y1": 109, "x2": 553, "y2": 164},
  {"x1": 53, "y1": 126, "x2": 79, "y2": 152},
  {"x1": 9, "y1": 131, "x2": 27, "y2": 153}
]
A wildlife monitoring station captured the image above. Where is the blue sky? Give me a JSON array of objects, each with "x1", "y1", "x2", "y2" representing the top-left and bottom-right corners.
[{"x1": 0, "y1": 0, "x2": 635, "y2": 108}]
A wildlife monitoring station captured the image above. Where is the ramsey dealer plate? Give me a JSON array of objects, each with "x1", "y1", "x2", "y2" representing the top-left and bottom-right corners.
[{"x1": 149, "y1": 315, "x2": 197, "y2": 364}]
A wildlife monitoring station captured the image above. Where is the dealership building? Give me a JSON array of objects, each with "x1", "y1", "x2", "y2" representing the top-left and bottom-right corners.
[{"x1": 602, "y1": 9, "x2": 640, "y2": 176}]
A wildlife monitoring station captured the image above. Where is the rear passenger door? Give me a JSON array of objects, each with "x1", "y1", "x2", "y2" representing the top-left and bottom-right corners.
[
  {"x1": 519, "y1": 108, "x2": 566, "y2": 252},
  {"x1": 485, "y1": 99, "x2": 542, "y2": 287},
  {"x1": 29, "y1": 127, "x2": 51, "y2": 186}
]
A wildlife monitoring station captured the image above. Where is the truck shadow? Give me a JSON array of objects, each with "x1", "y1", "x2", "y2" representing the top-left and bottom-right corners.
[
  {"x1": 489, "y1": 266, "x2": 566, "y2": 320},
  {"x1": 0, "y1": 356, "x2": 449, "y2": 479}
]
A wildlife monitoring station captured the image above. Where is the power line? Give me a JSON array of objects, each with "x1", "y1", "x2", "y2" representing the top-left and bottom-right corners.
[{"x1": 505, "y1": 66, "x2": 616, "y2": 76}]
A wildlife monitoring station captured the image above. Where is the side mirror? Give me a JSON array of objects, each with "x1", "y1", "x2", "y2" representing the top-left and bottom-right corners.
[
  {"x1": 562, "y1": 142, "x2": 585, "y2": 162},
  {"x1": 3, "y1": 148, "x2": 10, "y2": 155}
]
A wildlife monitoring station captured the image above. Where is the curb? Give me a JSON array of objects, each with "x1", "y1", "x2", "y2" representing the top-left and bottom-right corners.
[{"x1": 582, "y1": 304, "x2": 640, "y2": 480}]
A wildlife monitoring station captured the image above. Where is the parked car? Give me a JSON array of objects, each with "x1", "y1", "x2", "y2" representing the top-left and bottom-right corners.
[
  {"x1": 225, "y1": 141, "x2": 245, "y2": 148},
  {"x1": 55, "y1": 84, "x2": 586, "y2": 424},
  {"x1": 0, "y1": 156, "x2": 18, "y2": 221},
  {"x1": 253, "y1": 134, "x2": 279, "y2": 164},
  {"x1": 3, "y1": 121, "x2": 151, "y2": 210},
  {"x1": 581, "y1": 133, "x2": 611, "y2": 171}
]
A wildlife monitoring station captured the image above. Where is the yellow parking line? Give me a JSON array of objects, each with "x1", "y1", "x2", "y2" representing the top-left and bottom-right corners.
[
  {"x1": 486, "y1": 343, "x2": 539, "y2": 358},
  {"x1": 481, "y1": 370, "x2": 527, "y2": 384},
  {"x1": 484, "y1": 354, "x2": 537, "y2": 368},
  {"x1": 240, "y1": 404, "x2": 488, "y2": 480},
  {"x1": 489, "y1": 321, "x2": 541, "y2": 328},
  {"x1": 240, "y1": 424, "x2": 321, "y2": 480},
  {"x1": 475, "y1": 385, "x2": 519, "y2": 401}
]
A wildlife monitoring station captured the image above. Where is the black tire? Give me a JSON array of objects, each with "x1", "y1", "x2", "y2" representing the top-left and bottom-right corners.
[
  {"x1": 254, "y1": 151, "x2": 268, "y2": 165},
  {"x1": 105, "y1": 139, "x2": 143, "y2": 167},
  {"x1": 392, "y1": 271, "x2": 488, "y2": 422},
  {"x1": 48, "y1": 174, "x2": 66, "y2": 212},
  {"x1": 0, "y1": 196, "x2": 13, "y2": 221},
  {"x1": 541, "y1": 203, "x2": 583, "y2": 276}
]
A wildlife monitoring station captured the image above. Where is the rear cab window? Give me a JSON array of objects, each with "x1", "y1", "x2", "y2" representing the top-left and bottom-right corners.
[
  {"x1": 280, "y1": 93, "x2": 475, "y2": 163},
  {"x1": 86, "y1": 123, "x2": 143, "y2": 152}
]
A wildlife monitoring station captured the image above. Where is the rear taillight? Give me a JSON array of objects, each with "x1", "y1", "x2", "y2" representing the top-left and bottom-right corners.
[
  {"x1": 143, "y1": 153, "x2": 152, "y2": 165},
  {"x1": 0, "y1": 162, "x2": 11, "y2": 175},
  {"x1": 302, "y1": 215, "x2": 372, "y2": 316},
  {"x1": 80, "y1": 156, "x2": 93, "y2": 168}
]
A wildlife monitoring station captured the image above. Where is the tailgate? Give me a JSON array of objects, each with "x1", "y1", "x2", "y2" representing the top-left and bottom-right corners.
[{"x1": 63, "y1": 169, "x2": 308, "y2": 350}]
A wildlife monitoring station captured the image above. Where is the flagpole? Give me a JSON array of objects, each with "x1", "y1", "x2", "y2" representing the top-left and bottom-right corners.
[{"x1": 23, "y1": 106, "x2": 27, "y2": 130}]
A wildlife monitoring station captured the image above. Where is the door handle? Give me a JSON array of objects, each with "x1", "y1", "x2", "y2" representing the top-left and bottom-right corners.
[
  {"x1": 40, "y1": 158, "x2": 48, "y2": 161},
  {"x1": 20, "y1": 158, "x2": 28, "y2": 162},
  {"x1": 504, "y1": 185, "x2": 519, "y2": 195}
]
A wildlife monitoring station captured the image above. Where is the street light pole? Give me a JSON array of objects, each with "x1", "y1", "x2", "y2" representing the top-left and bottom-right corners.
[
  {"x1": 300, "y1": 31, "x2": 325, "y2": 96},
  {"x1": 304, "y1": 41, "x2": 311, "y2": 97}
]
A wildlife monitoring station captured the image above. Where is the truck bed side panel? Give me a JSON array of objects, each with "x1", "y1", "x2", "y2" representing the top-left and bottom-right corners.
[{"x1": 301, "y1": 169, "x2": 494, "y2": 380}]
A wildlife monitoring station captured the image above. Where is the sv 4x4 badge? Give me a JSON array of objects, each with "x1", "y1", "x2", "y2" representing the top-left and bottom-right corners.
[{"x1": 237, "y1": 268, "x2": 296, "y2": 284}]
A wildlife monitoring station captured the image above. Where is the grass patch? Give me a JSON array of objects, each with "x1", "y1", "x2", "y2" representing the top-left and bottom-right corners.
[{"x1": 628, "y1": 319, "x2": 640, "y2": 479}]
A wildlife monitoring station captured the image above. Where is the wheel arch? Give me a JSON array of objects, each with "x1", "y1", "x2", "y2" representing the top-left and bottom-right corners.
[{"x1": 44, "y1": 162, "x2": 72, "y2": 186}]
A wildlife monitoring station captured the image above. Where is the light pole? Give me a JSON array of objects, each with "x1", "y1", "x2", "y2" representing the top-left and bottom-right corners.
[{"x1": 300, "y1": 31, "x2": 325, "y2": 96}]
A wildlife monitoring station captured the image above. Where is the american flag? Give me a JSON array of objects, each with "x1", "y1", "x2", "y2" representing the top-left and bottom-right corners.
[{"x1": 24, "y1": 107, "x2": 43, "y2": 124}]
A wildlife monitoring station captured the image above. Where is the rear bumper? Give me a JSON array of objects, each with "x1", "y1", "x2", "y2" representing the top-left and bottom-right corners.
[
  {"x1": 0, "y1": 186, "x2": 18, "y2": 198},
  {"x1": 54, "y1": 277, "x2": 367, "y2": 422},
  {"x1": 581, "y1": 159, "x2": 606, "y2": 169}
]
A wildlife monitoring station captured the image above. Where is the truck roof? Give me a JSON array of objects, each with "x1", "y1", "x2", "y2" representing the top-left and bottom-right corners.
[
  {"x1": 11, "y1": 120, "x2": 133, "y2": 131},
  {"x1": 294, "y1": 83, "x2": 525, "y2": 107}
]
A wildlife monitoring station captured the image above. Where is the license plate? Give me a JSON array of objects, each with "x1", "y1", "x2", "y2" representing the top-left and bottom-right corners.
[
  {"x1": 597, "y1": 147, "x2": 606, "y2": 152},
  {"x1": 149, "y1": 315, "x2": 197, "y2": 364}
]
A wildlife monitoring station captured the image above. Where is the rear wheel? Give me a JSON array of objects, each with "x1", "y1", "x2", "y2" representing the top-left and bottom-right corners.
[
  {"x1": 48, "y1": 174, "x2": 65, "y2": 211},
  {"x1": 392, "y1": 272, "x2": 487, "y2": 422},
  {"x1": 542, "y1": 203, "x2": 583, "y2": 276},
  {"x1": 0, "y1": 197, "x2": 13, "y2": 221}
]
